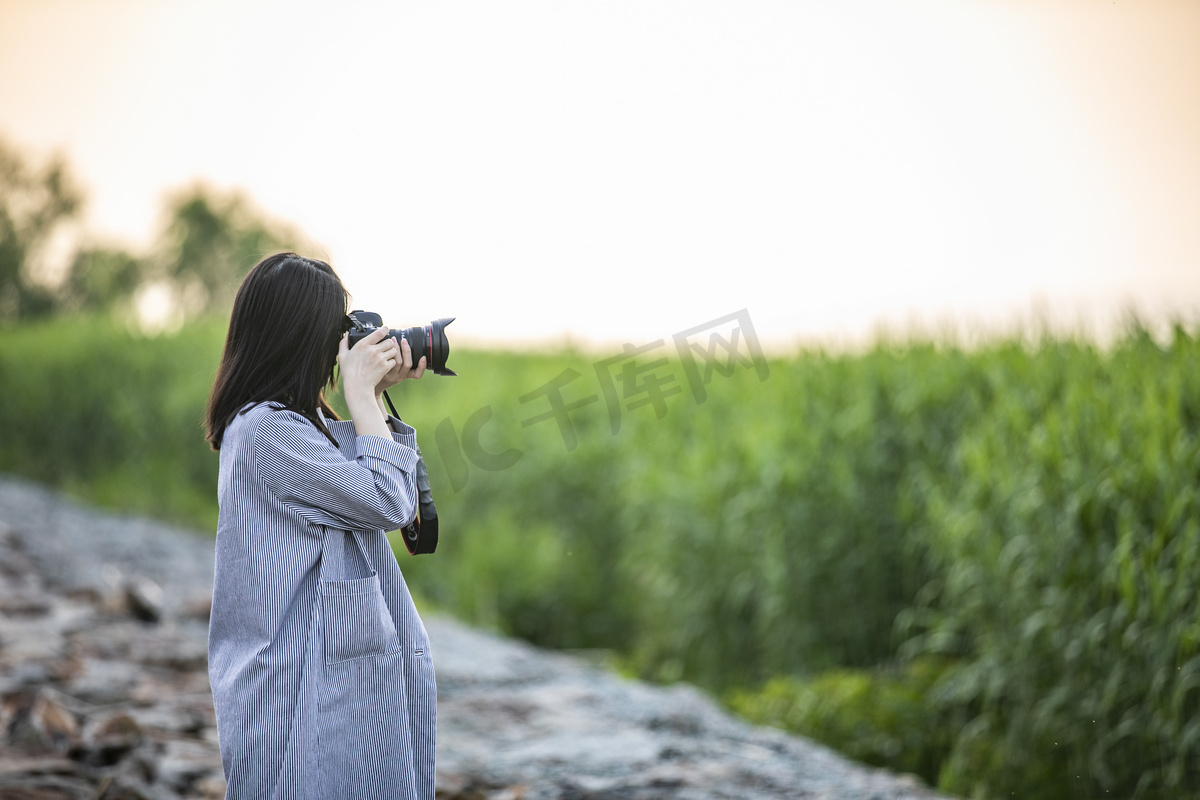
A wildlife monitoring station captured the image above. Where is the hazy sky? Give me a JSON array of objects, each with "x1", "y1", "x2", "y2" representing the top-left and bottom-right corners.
[{"x1": 1, "y1": 0, "x2": 1197, "y2": 349}]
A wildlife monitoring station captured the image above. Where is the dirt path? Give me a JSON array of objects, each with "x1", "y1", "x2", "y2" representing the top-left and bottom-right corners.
[{"x1": 0, "y1": 476, "x2": 949, "y2": 800}]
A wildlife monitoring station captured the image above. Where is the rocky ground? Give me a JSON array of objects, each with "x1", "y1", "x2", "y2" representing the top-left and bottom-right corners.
[{"x1": 0, "y1": 476, "x2": 951, "y2": 800}]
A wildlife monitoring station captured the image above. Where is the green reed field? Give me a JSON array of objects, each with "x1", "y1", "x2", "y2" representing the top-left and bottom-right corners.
[{"x1": 1, "y1": 314, "x2": 1197, "y2": 799}]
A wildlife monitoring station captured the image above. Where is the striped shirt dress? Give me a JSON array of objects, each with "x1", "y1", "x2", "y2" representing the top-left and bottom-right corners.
[{"x1": 208, "y1": 402, "x2": 435, "y2": 800}]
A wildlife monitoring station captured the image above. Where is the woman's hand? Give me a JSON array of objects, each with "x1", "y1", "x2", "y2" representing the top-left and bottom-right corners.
[
  {"x1": 338, "y1": 327, "x2": 398, "y2": 439},
  {"x1": 338, "y1": 326, "x2": 399, "y2": 407},
  {"x1": 375, "y1": 337, "x2": 427, "y2": 396}
]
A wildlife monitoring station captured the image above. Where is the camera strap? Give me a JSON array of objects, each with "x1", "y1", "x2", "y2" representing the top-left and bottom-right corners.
[
  {"x1": 382, "y1": 390, "x2": 400, "y2": 420},
  {"x1": 385, "y1": 390, "x2": 439, "y2": 556}
]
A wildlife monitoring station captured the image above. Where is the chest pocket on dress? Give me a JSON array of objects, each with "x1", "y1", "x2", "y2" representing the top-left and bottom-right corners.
[{"x1": 321, "y1": 571, "x2": 402, "y2": 665}]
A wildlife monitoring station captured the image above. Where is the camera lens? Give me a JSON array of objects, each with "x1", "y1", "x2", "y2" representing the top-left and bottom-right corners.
[
  {"x1": 346, "y1": 311, "x2": 456, "y2": 376},
  {"x1": 428, "y1": 317, "x2": 456, "y2": 376},
  {"x1": 399, "y1": 318, "x2": 456, "y2": 376}
]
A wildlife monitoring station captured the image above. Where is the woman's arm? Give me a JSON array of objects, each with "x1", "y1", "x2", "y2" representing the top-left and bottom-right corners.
[
  {"x1": 346, "y1": 389, "x2": 391, "y2": 440},
  {"x1": 254, "y1": 408, "x2": 419, "y2": 531}
]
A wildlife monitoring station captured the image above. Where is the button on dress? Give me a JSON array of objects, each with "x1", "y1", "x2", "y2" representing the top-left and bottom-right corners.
[{"x1": 208, "y1": 402, "x2": 435, "y2": 800}]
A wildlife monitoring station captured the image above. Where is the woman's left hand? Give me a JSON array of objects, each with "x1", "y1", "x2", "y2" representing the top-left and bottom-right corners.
[{"x1": 376, "y1": 336, "x2": 427, "y2": 395}]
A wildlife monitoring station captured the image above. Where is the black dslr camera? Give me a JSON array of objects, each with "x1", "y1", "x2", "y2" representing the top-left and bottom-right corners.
[
  {"x1": 343, "y1": 310, "x2": 457, "y2": 555},
  {"x1": 344, "y1": 311, "x2": 457, "y2": 376}
]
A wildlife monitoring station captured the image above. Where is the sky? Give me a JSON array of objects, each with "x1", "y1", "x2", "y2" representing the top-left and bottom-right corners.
[{"x1": 1, "y1": 0, "x2": 1197, "y2": 350}]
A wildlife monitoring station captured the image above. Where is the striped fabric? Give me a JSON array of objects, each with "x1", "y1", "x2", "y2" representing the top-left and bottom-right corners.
[{"x1": 209, "y1": 402, "x2": 436, "y2": 800}]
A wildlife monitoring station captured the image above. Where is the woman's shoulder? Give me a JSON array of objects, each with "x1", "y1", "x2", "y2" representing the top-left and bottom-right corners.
[
  {"x1": 226, "y1": 402, "x2": 324, "y2": 449},
  {"x1": 228, "y1": 400, "x2": 283, "y2": 430}
]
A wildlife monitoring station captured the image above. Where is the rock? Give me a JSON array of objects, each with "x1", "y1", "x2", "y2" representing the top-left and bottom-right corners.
[
  {"x1": 0, "y1": 773, "x2": 97, "y2": 800},
  {"x1": 124, "y1": 704, "x2": 206, "y2": 737},
  {"x1": 63, "y1": 658, "x2": 146, "y2": 705},
  {"x1": 74, "y1": 712, "x2": 143, "y2": 766},
  {"x1": 1, "y1": 689, "x2": 81, "y2": 756},
  {"x1": 153, "y1": 739, "x2": 222, "y2": 792},
  {"x1": 180, "y1": 595, "x2": 212, "y2": 621},
  {"x1": 124, "y1": 580, "x2": 164, "y2": 624},
  {"x1": 30, "y1": 692, "x2": 80, "y2": 753},
  {"x1": 425, "y1": 613, "x2": 951, "y2": 799},
  {"x1": 0, "y1": 756, "x2": 84, "y2": 777},
  {"x1": 69, "y1": 618, "x2": 208, "y2": 672},
  {"x1": 0, "y1": 615, "x2": 69, "y2": 668},
  {"x1": 193, "y1": 775, "x2": 227, "y2": 800}
]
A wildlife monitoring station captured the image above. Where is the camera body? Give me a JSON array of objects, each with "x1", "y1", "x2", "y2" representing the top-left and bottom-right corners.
[{"x1": 345, "y1": 310, "x2": 457, "y2": 376}]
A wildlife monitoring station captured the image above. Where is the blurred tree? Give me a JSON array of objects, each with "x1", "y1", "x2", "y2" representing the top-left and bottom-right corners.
[
  {"x1": 1, "y1": 135, "x2": 311, "y2": 323},
  {"x1": 57, "y1": 184, "x2": 304, "y2": 323},
  {"x1": 0, "y1": 137, "x2": 83, "y2": 323},
  {"x1": 60, "y1": 246, "x2": 146, "y2": 313},
  {"x1": 150, "y1": 184, "x2": 302, "y2": 319}
]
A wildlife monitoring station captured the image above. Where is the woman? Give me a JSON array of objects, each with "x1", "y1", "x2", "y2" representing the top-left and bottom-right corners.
[{"x1": 204, "y1": 252, "x2": 434, "y2": 799}]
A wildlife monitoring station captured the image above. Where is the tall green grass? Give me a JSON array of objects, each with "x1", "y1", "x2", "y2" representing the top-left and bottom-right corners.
[
  {"x1": 1, "y1": 313, "x2": 1197, "y2": 799},
  {"x1": 0, "y1": 315, "x2": 225, "y2": 529}
]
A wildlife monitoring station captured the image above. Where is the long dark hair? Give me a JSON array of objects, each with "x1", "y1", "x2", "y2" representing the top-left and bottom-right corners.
[{"x1": 205, "y1": 252, "x2": 348, "y2": 450}]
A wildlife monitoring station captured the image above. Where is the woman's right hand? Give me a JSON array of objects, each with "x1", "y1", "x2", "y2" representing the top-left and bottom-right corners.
[{"x1": 338, "y1": 326, "x2": 400, "y2": 402}]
